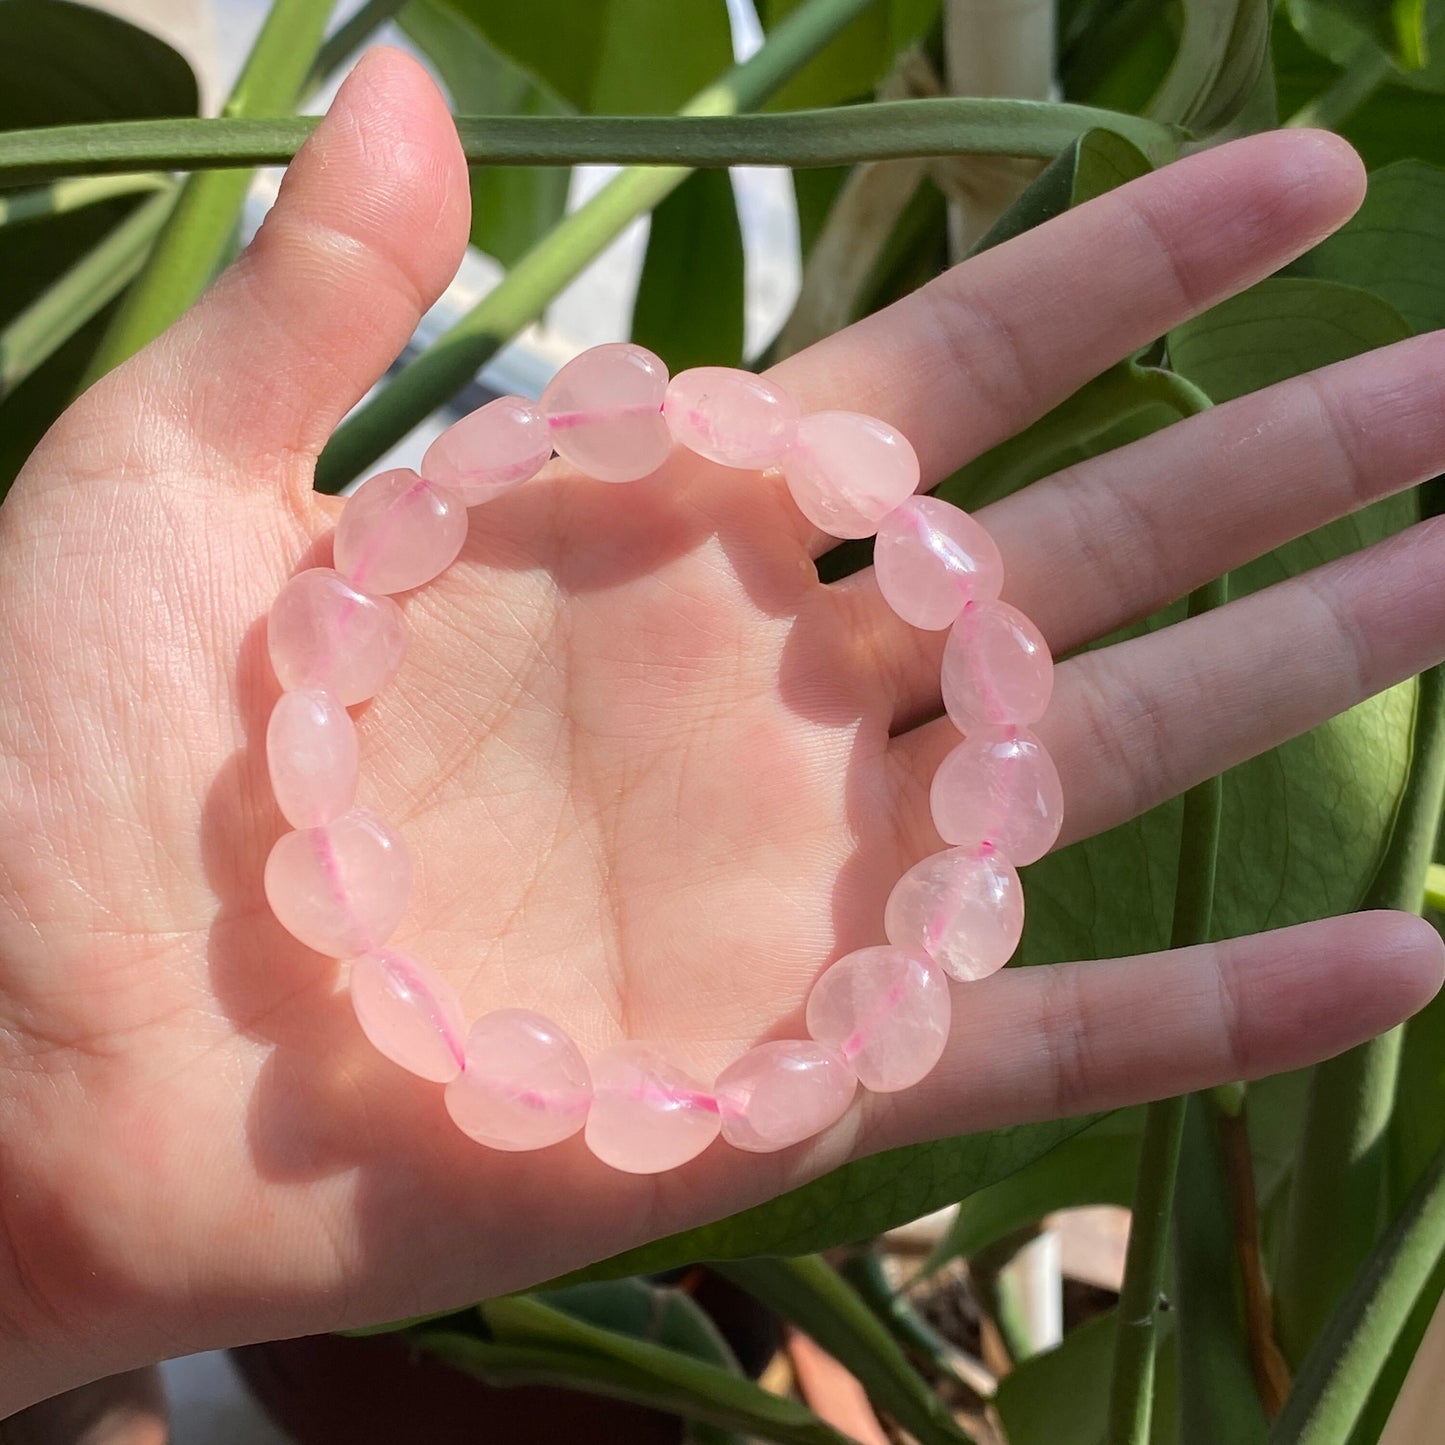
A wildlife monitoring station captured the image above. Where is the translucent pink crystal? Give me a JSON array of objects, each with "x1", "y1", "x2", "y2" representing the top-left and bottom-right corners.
[
  {"x1": 941, "y1": 599, "x2": 1053, "y2": 730},
  {"x1": 885, "y1": 845, "x2": 1024, "y2": 982},
  {"x1": 350, "y1": 948, "x2": 467, "y2": 1083},
  {"x1": 930, "y1": 727, "x2": 1063, "y2": 865},
  {"x1": 874, "y1": 496, "x2": 1004, "y2": 630},
  {"x1": 264, "y1": 809, "x2": 412, "y2": 958},
  {"x1": 781, "y1": 411, "x2": 920, "y2": 539},
  {"x1": 266, "y1": 689, "x2": 358, "y2": 829},
  {"x1": 715, "y1": 1040, "x2": 856, "y2": 1153},
  {"x1": 333, "y1": 468, "x2": 468, "y2": 596},
  {"x1": 421, "y1": 396, "x2": 553, "y2": 505},
  {"x1": 805, "y1": 946, "x2": 950, "y2": 1093},
  {"x1": 584, "y1": 1043, "x2": 721, "y2": 1174},
  {"x1": 541, "y1": 342, "x2": 671, "y2": 483},
  {"x1": 446, "y1": 1009, "x2": 593, "y2": 1151},
  {"x1": 267, "y1": 567, "x2": 406, "y2": 706},
  {"x1": 662, "y1": 367, "x2": 799, "y2": 469}
]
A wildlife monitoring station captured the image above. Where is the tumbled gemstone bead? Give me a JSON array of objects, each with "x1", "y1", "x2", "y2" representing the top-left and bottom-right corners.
[
  {"x1": 264, "y1": 809, "x2": 412, "y2": 958},
  {"x1": 930, "y1": 727, "x2": 1064, "y2": 865},
  {"x1": 333, "y1": 468, "x2": 468, "y2": 596},
  {"x1": 781, "y1": 411, "x2": 920, "y2": 539},
  {"x1": 267, "y1": 568, "x2": 406, "y2": 706},
  {"x1": 266, "y1": 689, "x2": 358, "y2": 829},
  {"x1": 805, "y1": 946, "x2": 950, "y2": 1093},
  {"x1": 941, "y1": 599, "x2": 1053, "y2": 730},
  {"x1": 421, "y1": 396, "x2": 553, "y2": 505},
  {"x1": 541, "y1": 342, "x2": 671, "y2": 483},
  {"x1": 874, "y1": 496, "x2": 1004, "y2": 630},
  {"x1": 715, "y1": 1040, "x2": 856, "y2": 1153},
  {"x1": 584, "y1": 1043, "x2": 721, "y2": 1174},
  {"x1": 446, "y1": 1009, "x2": 593, "y2": 1151},
  {"x1": 885, "y1": 845, "x2": 1024, "y2": 982},
  {"x1": 350, "y1": 948, "x2": 467, "y2": 1083},
  {"x1": 663, "y1": 367, "x2": 800, "y2": 469}
]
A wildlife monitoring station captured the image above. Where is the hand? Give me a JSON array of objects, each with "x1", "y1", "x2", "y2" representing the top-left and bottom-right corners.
[{"x1": 2, "y1": 49, "x2": 1442, "y2": 1409}]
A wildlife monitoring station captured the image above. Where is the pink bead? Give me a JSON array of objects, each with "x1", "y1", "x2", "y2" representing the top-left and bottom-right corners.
[
  {"x1": 263, "y1": 809, "x2": 412, "y2": 958},
  {"x1": 874, "y1": 496, "x2": 1004, "y2": 630},
  {"x1": 584, "y1": 1044, "x2": 721, "y2": 1174},
  {"x1": 334, "y1": 468, "x2": 468, "y2": 596},
  {"x1": 541, "y1": 342, "x2": 671, "y2": 483},
  {"x1": 265, "y1": 689, "x2": 358, "y2": 828},
  {"x1": 350, "y1": 948, "x2": 467, "y2": 1083},
  {"x1": 885, "y1": 845, "x2": 1024, "y2": 982},
  {"x1": 446, "y1": 1010, "x2": 593, "y2": 1152},
  {"x1": 806, "y1": 947, "x2": 950, "y2": 1093},
  {"x1": 268, "y1": 568, "x2": 406, "y2": 706},
  {"x1": 782, "y1": 411, "x2": 920, "y2": 539},
  {"x1": 663, "y1": 367, "x2": 799, "y2": 469},
  {"x1": 930, "y1": 727, "x2": 1064, "y2": 865},
  {"x1": 715, "y1": 1040, "x2": 856, "y2": 1153},
  {"x1": 942, "y1": 600, "x2": 1053, "y2": 729},
  {"x1": 421, "y1": 396, "x2": 553, "y2": 505}
]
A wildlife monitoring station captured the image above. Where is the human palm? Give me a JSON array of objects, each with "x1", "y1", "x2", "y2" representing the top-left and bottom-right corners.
[{"x1": 3, "y1": 51, "x2": 1445, "y2": 1405}]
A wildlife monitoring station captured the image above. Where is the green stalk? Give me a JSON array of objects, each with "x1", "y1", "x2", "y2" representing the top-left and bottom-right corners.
[
  {"x1": 82, "y1": 0, "x2": 335, "y2": 381},
  {"x1": 1276, "y1": 660, "x2": 1445, "y2": 1365},
  {"x1": 1270, "y1": 1139, "x2": 1445, "y2": 1445},
  {"x1": 0, "y1": 173, "x2": 170, "y2": 227},
  {"x1": 306, "y1": 0, "x2": 411, "y2": 90},
  {"x1": 315, "y1": 0, "x2": 873, "y2": 491},
  {"x1": 1286, "y1": 43, "x2": 1393, "y2": 131},
  {"x1": 0, "y1": 101, "x2": 1182, "y2": 189},
  {"x1": 0, "y1": 190, "x2": 175, "y2": 396},
  {"x1": 1107, "y1": 547, "x2": 1226, "y2": 1443}
]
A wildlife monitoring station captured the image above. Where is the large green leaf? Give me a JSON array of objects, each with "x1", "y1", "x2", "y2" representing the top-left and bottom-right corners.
[
  {"x1": 1293, "y1": 160, "x2": 1445, "y2": 334},
  {"x1": 757, "y1": 0, "x2": 940, "y2": 109},
  {"x1": 1288, "y1": 0, "x2": 1432, "y2": 70},
  {"x1": 0, "y1": 0, "x2": 197, "y2": 493},
  {"x1": 632, "y1": 168, "x2": 744, "y2": 369},
  {"x1": 996, "y1": 1309, "x2": 1180, "y2": 1445},
  {"x1": 562, "y1": 1115, "x2": 1092, "y2": 1282},
  {"x1": 426, "y1": 0, "x2": 735, "y2": 114},
  {"x1": 399, "y1": 0, "x2": 572, "y2": 267}
]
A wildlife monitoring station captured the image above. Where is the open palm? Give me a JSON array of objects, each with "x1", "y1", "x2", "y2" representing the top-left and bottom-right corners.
[{"x1": 3, "y1": 51, "x2": 1444, "y2": 1405}]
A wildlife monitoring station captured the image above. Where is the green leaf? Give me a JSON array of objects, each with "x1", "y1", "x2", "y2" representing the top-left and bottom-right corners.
[
  {"x1": 0, "y1": 0, "x2": 197, "y2": 495},
  {"x1": 1293, "y1": 160, "x2": 1445, "y2": 334},
  {"x1": 715, "y1": 1256, "x2": 975, "y2": 1445},
  {"x1": 400, "y1": 0, "x2": 572, "y2": 267},
  {"x1": 971, "y1": 126, "x2": 1153, "y2": 256},
  {"x1": 923, "y1": 1114, "x2": 1143, "y2": 1274},
  {"x1": 757, "y1": 0, "x2": 941, "y2": 109},
  {"x1": 557, "y1": 1116, "x2": 1092, "y2": 1284},
  {"x1": 1147, "y1": 0, "x2": 1273, "y2": 132},
  {"x1": 996, "y1": 1309, "x2": 1180, "y2": 1445},
  {"x1": 1269, "y1": 1139, "x2": 1445, "y2": 1445},
  {"x1": 1288, "y1": 0, "x2": 1432, "y2": 70},
  {"x1": 632, "y1": 168, "x2": 745, "y2": 369},
  {"x1": 435, "y1": 1293, "x2": 854, "y2": 1445},
  {"x1": 427, "y1": 0, "x2": 735, "y2": 114}
]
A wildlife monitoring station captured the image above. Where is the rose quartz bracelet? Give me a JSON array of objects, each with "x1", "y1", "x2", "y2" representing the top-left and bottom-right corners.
[{"x1": 262, "y1": 343, "x2": 1062, "y2": 1175}]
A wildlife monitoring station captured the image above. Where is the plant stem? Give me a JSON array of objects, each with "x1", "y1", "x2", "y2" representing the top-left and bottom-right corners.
[
  {"x1": 82, "y1": 0, "x2": 335, "y2": 381},
  {"x1": 1107, "y1": 556, "x2": 1225, "y2": 1445},
  {"x1": 313, "y1": 0, "x2": 876, "y2": 491},
  {"x1": 1286, "y1": 43, "x2": 1393, "y2": 130},
  {"x1": 306, "y1": 0, "x2": 411, "y2": 90},
  {"x1": 0, "y1": 101, "x2": 1185, "y2": 190},
  {"x1": 1276, "y1": 660, "x2": 1445, "y2": 1364},
  {"x1": 0, "y1": 173, "x2": 170, "y2": 227},
  {"x1": 1269, "y1": 1138, "x2": 1445, "y2": 1445},
  {"x1": 0, "y1": 190, "x2": 175, "y2": 396}
]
